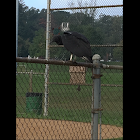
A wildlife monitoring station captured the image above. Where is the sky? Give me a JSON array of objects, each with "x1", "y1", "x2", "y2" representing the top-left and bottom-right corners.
[{"x1": 23, "y1": 0, "x2": 123, "y2": 17}]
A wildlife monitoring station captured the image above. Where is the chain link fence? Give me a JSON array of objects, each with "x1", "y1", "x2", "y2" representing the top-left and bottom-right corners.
[
  {"x1": 21, "y1": 0, "x2": 123, "y2": 60},
  {"x1": 16, "y1": 0, "x2": 123, "y2": 139},
  {"x1": 16, "y1": 57, "x2": 123, "y2": 140},
  {"x1": 50, "y1": 0, "x2": 123, "y2": 62}
]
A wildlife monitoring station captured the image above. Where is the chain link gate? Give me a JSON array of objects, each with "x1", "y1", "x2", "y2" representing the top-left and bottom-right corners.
[{"x1": 16, "y1": 0, "x2": 123, "y2": 139}]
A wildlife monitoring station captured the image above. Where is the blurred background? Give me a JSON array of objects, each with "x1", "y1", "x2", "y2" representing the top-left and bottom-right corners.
[{"x1": 17, "y1": 0, "x2": 123, "y2": 63}]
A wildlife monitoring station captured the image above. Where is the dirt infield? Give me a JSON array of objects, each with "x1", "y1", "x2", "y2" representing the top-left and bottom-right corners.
[{"x1": 16, "y1": 118, "x2": 123, "y2": 139}]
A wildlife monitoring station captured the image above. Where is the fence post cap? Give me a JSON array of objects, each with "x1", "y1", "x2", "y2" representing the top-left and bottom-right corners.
[{"x1": 92, "y1": 54, "x2": 101, "y2": 60}]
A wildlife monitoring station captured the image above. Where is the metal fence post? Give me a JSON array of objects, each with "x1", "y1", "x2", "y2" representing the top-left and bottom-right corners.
[
  {"x1": 91, "y1": 54, "x2": 102, "y2": 140},
  {"x1": 44, "y1": 0, "x2": 51, "y2": 116}
]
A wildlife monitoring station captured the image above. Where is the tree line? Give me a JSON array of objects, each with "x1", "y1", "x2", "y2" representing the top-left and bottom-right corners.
[{"x1": 18, "y1": 0, "x2": 123, "y2": 61}]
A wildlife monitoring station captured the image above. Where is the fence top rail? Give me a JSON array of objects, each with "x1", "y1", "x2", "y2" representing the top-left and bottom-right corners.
[
  {"x1": 49, "y1": 45, "x2": 123, "y2": 48},
  {"x1": 50, "y1": 4, "x2": 123, "y2": 11},
  {"x1": 101, "y1": 64, "x2": 123, "y2": 70},
  {"x1": 16, "y1": 57, "x2": 123, "y2": 70}
]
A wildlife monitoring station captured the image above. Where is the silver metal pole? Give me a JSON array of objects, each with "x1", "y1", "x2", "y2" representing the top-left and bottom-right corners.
[
  {"x1": 44, "y1": 0, "x2": 51, "y2": 116},
  {"x1": 99, "y1": 72, "x2": 102, "y2": 140},
  {"x1": 91, "y1": 54, "x2": 101, "y2": 140},
  {"x1": 16, "y1": 0, "x2": 19, "y2": 71}
]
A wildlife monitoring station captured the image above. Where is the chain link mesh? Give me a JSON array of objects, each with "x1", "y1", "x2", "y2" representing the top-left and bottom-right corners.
[
  {"x1": 16, "y1": 61, "x2": 123, "y2": 139},
  {"x1": 50, "y1": 0, "x2": 123, "y2": 61},
  {"x1": 17, "y1": 0, "x2": 123, "y2": 139}
]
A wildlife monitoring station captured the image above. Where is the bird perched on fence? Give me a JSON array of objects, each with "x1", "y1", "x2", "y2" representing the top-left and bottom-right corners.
[{"x1": 51, "y1": 31, "x2": 92, "y2": 63}]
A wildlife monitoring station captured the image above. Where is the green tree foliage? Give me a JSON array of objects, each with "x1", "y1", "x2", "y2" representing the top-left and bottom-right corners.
[
  {"x1": 28, "y1": 28, "x2": 46, "y2": 58},
  {"x1": 18, "y1": 35, "x2": 30, "y2": 57},
  {"x1": 113, "y1": 40, "x2": 123, "y2": 61},
  {"x1": 18, "y1": 0, "x2": 123, "y2": 60},
  {"x1": 113, "y1": 47, "x2": 123, "y2": 61}
]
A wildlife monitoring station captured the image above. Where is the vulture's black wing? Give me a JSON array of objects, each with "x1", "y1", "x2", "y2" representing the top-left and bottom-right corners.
[
  {"x1": 62, "y1": 31, "x2": 92, "y2": 62},
  {"x1": 64, "y1": 31, "x2": 90, "y2": 44}
]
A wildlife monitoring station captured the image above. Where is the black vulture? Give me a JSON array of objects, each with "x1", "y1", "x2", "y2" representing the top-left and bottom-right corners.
[{"x1": 51, "y1": 31, "x2": 92, "y2": 63}]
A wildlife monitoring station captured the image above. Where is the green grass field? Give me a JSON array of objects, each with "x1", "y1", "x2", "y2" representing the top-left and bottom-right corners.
[{"x1": 16, "y1": 62, "x2": 123, "y2": 129}]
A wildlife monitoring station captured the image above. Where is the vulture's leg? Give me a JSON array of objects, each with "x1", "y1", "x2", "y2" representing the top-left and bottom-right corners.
[
  {"x1": 82, "y1": 56, "x2": 89, "y2": 61},
  {"x1": 69, "y1": 54, "x2": 77, "y2": 63},
  {"x1": 70, "y1": 54, "x2": 73, "y2": 61}
]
